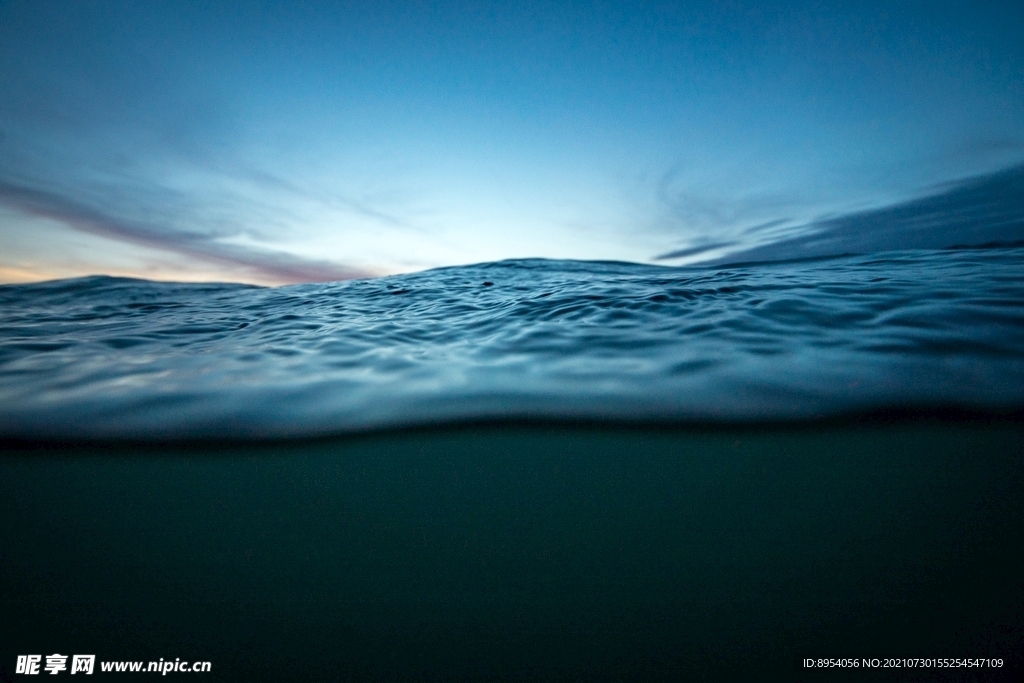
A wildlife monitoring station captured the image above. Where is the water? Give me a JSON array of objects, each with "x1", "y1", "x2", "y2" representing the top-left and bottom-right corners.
[
  {"x1": 3, "y1": 423, "x2": 1023, "y2": 681},
  {"x1": 2, "y1": 246, "x2": 1023, "y2": 440},
  {"x1": 3, "y1": 246, "x2": 1024, "y2": 680}
]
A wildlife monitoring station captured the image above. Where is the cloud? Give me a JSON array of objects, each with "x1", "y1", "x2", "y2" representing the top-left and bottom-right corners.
[
  {"x1": 0, "y1": 181, "x2": 374, "y2": 284},
  {"x1": 704, "y1": 162, "x2": 1024, "y2": 265},
  {"x1": 241, "y1": 168, "x2": 422, "y2": 233},
  {"x1": 0, "y1": 4, "x2": 391, "y2": 284},
  {"x1": 653, "y1": 242, "x2": 735, "y2": 261}
]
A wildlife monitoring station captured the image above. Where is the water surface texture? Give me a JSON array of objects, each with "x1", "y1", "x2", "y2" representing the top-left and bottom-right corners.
[{"x1": 2, "y1": 246, "x2": 1023, "y2": 440}]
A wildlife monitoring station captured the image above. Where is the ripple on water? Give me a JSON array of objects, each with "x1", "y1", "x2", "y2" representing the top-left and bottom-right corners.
[{"x1": 1, "y1": 247, "x2": 1023, "y2": 439}]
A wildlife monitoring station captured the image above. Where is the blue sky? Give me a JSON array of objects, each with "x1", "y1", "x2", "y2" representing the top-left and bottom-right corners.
[{"x1": 1, "y1": 0, "x2": 1022, "y2": 284}]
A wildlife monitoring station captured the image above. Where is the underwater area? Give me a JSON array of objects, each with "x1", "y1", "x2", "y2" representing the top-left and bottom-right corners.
[
  {"x1": 2, "y1": 245, "x2": 1024, "y2": 680},
  {"x1": 2, "y1": 422, "x2": 1023, "y2": 681}
]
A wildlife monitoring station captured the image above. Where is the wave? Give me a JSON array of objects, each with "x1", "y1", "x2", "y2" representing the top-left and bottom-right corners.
[{"x1": 2, "y1": 245, "x2": 1023, "y2": 440}]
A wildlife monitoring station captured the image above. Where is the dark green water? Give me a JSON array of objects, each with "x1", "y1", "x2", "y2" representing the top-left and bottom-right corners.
[{"x1": 2, "y1": 421, "x2": 1022, "y2": 681}]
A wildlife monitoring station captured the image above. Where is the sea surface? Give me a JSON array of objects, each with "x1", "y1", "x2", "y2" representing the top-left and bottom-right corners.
[
  {"x1": 2, "y1": 246, "x2": 1024, "y2": 440},
  {"x1": 3, "y1": 246, "x2": 1024, "y2": 681}
]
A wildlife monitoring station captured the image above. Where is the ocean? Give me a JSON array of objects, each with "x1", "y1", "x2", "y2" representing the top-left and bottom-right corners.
[{"x1": 2, "y1": 246, "x2": 1024, "y2": 680}]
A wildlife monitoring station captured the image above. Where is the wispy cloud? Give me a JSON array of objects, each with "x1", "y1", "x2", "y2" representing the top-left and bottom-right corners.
[
  {"x1": 0, "y1": 5, "x2": 409, "y2": 285},
  {"x1": 653, "y1": 242, "x2": 735, "y2": 261},
  {"x1": 240, "y1": 168, "x2": 423, "y2": 233},
  {"x1": 0, "y1": 181, "x2": 374, "y2": 284},
  {"x1": 703, "y1": 163, "x2": 1024, "y2": 265}
]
